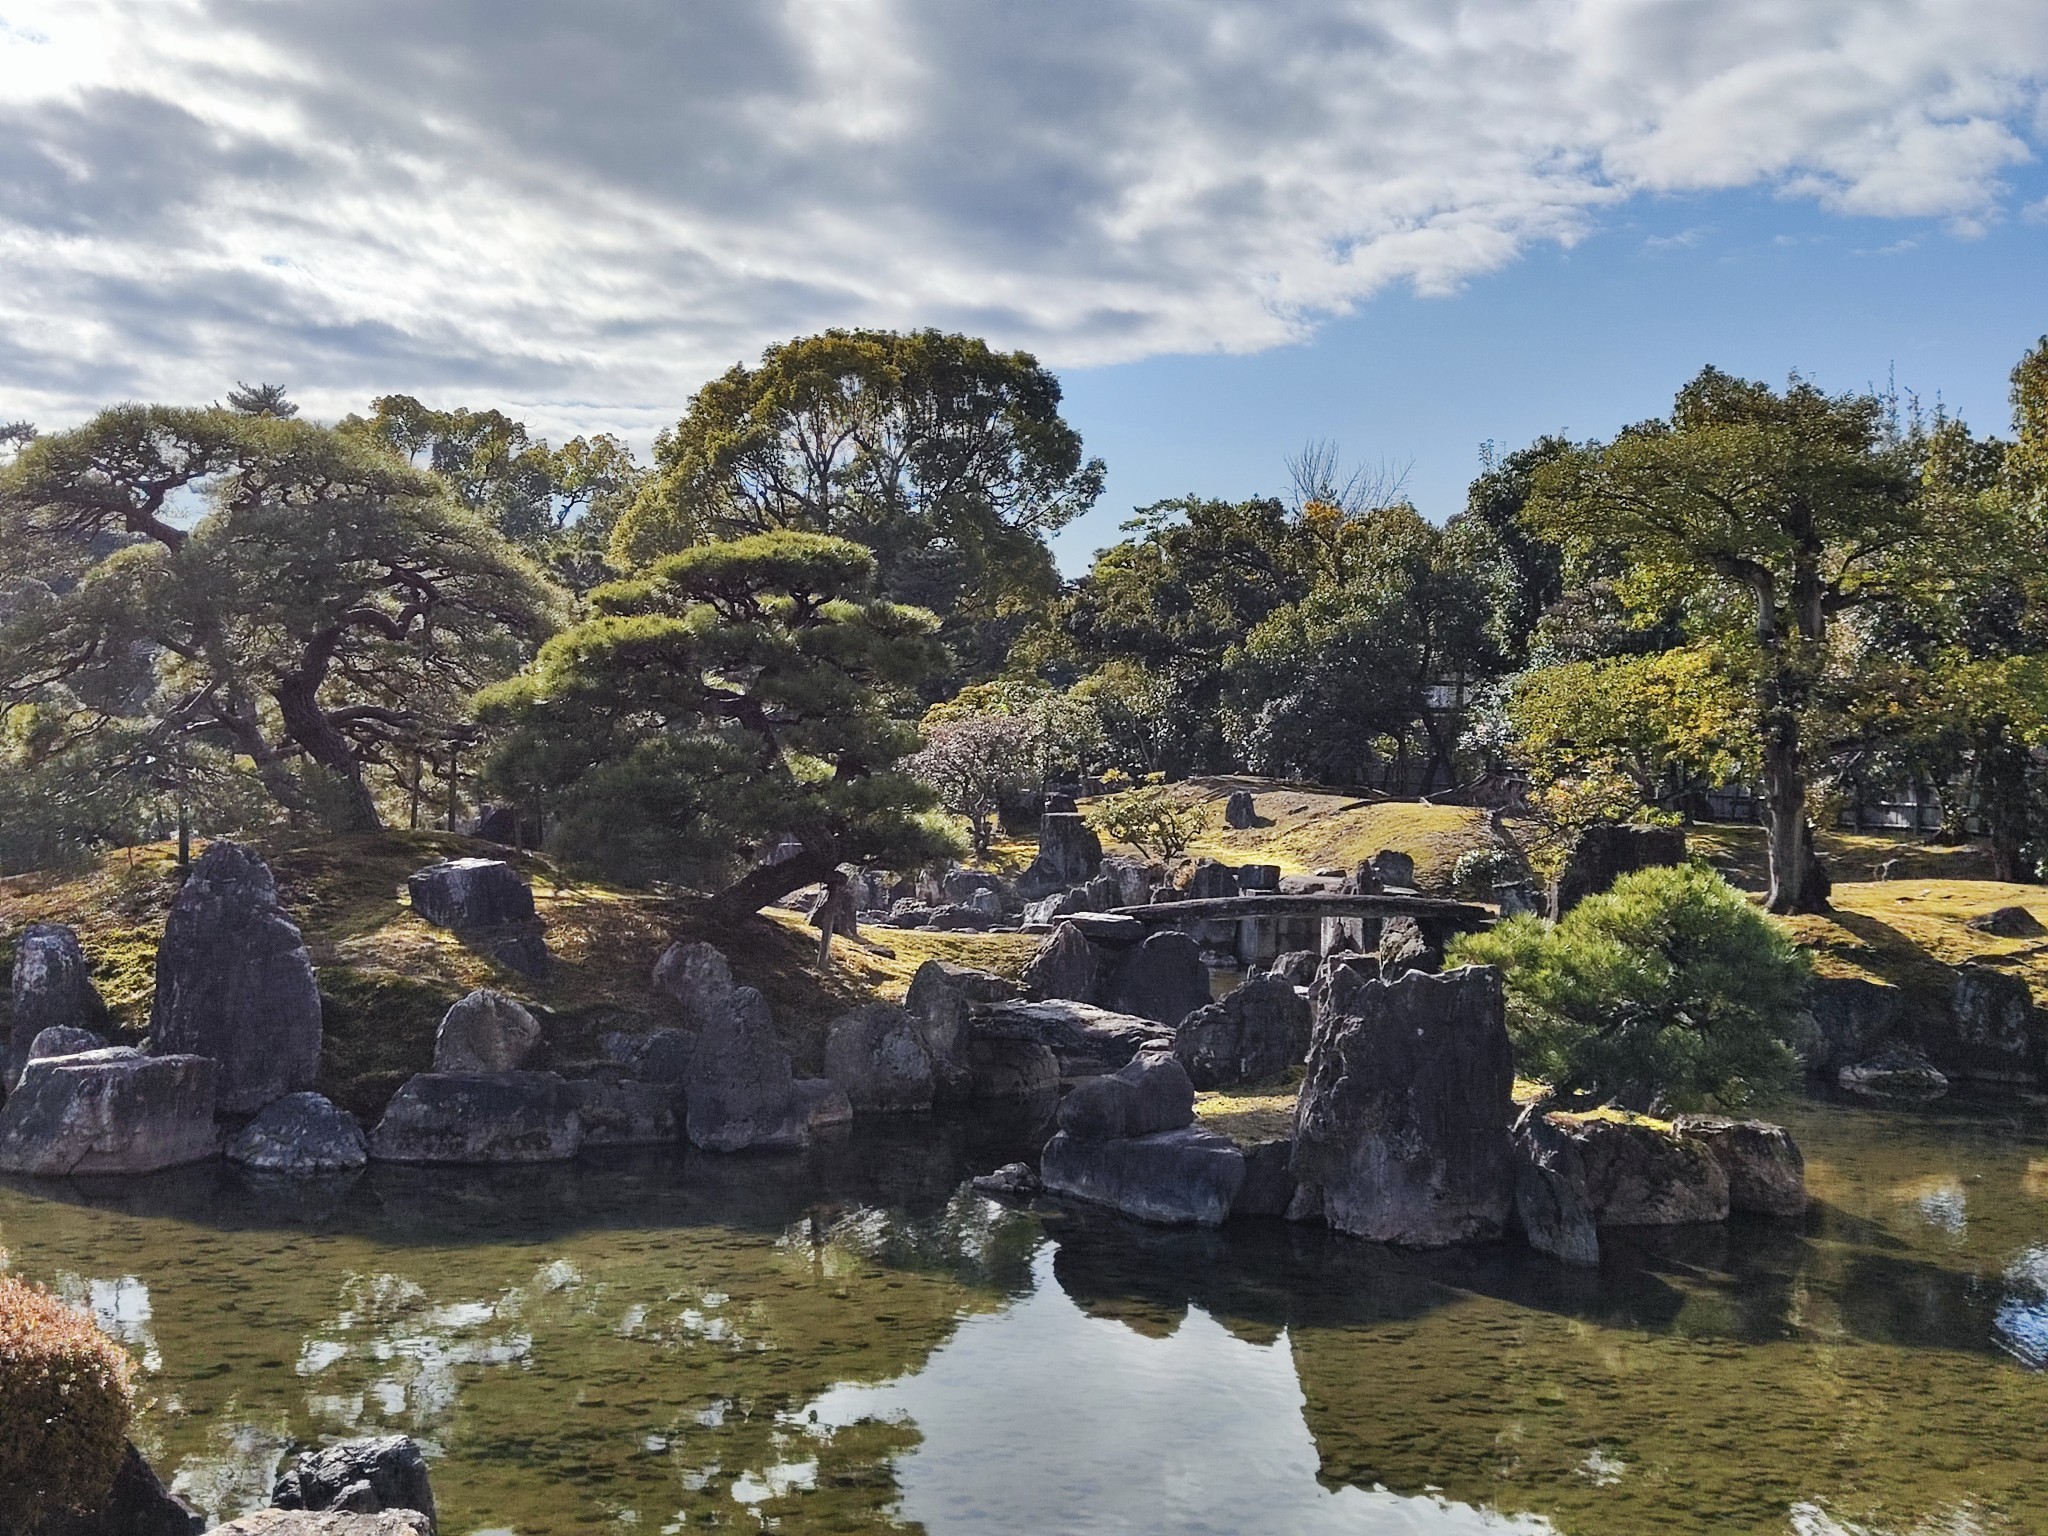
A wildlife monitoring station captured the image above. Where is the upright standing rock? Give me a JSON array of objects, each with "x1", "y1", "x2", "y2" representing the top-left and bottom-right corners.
[
  {"x1": 1104, "y1": 931, "x2": 1211, "y2": 1027},
  {"x1": 431, "y1": 990, "x2": 542, "y2": 1074},
  {"x1": 150, "y1": 842, "x2": 322, "y2": 1115},
  {"x1": 7, "y1": 922, "x2": 102, "y2": 1092},
  {"x1": 1223, "y1": 790, "x2": 1258, "y2": 829},
  {"x1": 652, "y1": 941, "x2": 738, "y2": 1026},
  {"x1": 685, "y1": 987, "x2": 811, "y2": 1151},
  {"x1": 1022, "y1": 922, "x2": 1104, "y2": 1004},
  {"x1": 902, "y1": 960, "x2": 1017, "y2": 1102},
  {"x1": 1016, "y1": 812, "x2": 1104, "y2": 898},
  {"x1": 1288, "y1": 966, "x2": 1514, "y2": 1246},
  {"x1": 824, "y1": 1002, "x2": 935, "y2": 1113}
]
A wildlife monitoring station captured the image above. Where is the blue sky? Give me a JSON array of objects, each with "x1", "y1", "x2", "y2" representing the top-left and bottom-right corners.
[{"x1": 1053, "y1": 178, "x2": 2048, "y2": 570}]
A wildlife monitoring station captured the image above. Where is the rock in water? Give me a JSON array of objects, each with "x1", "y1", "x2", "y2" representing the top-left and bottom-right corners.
[
  {"x1": 6, "y1": 922, "x2": 102, "y2": 1091},
  {"x1": 368, "y1": 1072, "x2": 582, "y2": 1164},
  {"x1": 1022, "y1": 922, "x2": 1103, "y2": 1004},
  {"x1": 567, "y1": 1072, "x2": 681, "y2": 1146},
  {"x1": 1510, "y1": 1109, "x2": 1599, "y2": 1266},
  {"x1": 972, "y1": 1161, "x2": 1041, "y2": 1197},
  {"x1": 1935, "y1": 963, "x2": 2044, "y2": 1083},
  {"x1": 1040, "y1": 1126, "x2": 1245, "y2": 1227},
  {"x1": 1104, "y1": 931, "x2": 1210, "y2": 1027},
  {"x1": 686, "y1": 987, "x2": 811, "y2": 1151},
  {"x1": 971, "y1": 999, "x2": 1173, "y2": 1079},
  {"x1": 902, "y1": 960, "x2": 1017, "y2": 1102},
  {"x1": 1551, "y1": 1115, "x2": 1729, "y2": 1226},
  {"x1": 1797, "y1": 976, "x2": 1905, "y2": 1075},
  {"x1": 432, "y1": 990, "x2": 542, "y2": 1074},
  {"x1": 1679, "y1": 1115, "x2": 1807, "y2": 1216},
  {"x1": 824, "y1": 1003, "x2": 935, "y2": 1113},
  {"x1": 651, "y1": 941, "x2": 738, "y2": 1026},
  {"x1": 273, "y1": 1435, "x2": 435, "y2": 1529},
  {"x1": 149, "y1": 841, "x2": 322, "y2": 1114},
  {"x1": 965, "y1": 1037, "x2": 1060, "y2": 1099},
  {"x1": 1287, "y1": 966, "x2": 1515, "y2": 1246},
  {"x1": 1223, "y1": 789, "x2": 1258, "y2": 829},
  {"x1": 1172, "y1": 977, "x2": 1311, "y2": 1088},
  {"x1": 216, "y1": 1512, "x2": 431, "y2": 1535},
  {"x1": 405, "y1": 858, "x2": 549, "y2": 979},
  {"x1": 794, "y1": 1078, "x2": 853, "y2": 1131},
  {"x1": 1056, "y1": 1051, "x2": 1195, "y2": 1140},
  {"x1": 1839, "y1": 1047, "x2": 1949, "y2": 1100},
  {"x1": 228, "y1": 1093, "x2": 369, "y2": 1173},
  {"x1": 1231, "y1": 1138, "x2": 1297, "y2": 1219},
  {"x1": 0, "y1": 1049, "x2": 219, "y2": 1175}
]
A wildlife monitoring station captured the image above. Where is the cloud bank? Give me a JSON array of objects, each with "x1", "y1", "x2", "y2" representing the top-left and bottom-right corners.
[{"x1": 1, "y1": 0, "x2": 2044, "y2": 435}]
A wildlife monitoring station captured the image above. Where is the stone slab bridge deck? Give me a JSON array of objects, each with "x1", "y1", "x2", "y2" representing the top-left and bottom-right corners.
[{"x1": 1111, "y1": 892, "x2": 1495, "y2": 963}]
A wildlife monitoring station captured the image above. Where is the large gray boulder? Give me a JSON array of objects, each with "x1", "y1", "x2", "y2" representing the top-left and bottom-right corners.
[
  {"x1": 228, "y1": 1093, "x2": 369, "y2": 1174},
  {"x1": 1797, "y1": 975, "x2": 1905, "y2": 1075},
  {"x1": 1040, "y1": 1126, "x2": 1246, "y2": 1227},
  {"x1": 567, "y1": 1072, "x2": 680, "y2": 1146},
  {"x1": 368, "y1": 1072, "x2": 582, "y2": 1164},
  {"x1": 1172, "y1": 976, "x2": 1310, "y2": 1089},
  {"x1": 965, "y1": 1037, "x2": 1060, "y2": 1099},
  {"x1": 1177, "y1": 859, "x2": 1239, "y2": 900},
  {"x1": 972, "y1": 998, "x2": 1173, "y2": 1079},
  {"x1": 406, "y1": 858, "x2": 548, "y2": 979},
  {"x1": 1016, "y1": 812, "x2": 1103, "y2": 898},
  {"x1": 824, "y1": 1002, "x2": 935, "y2": 1113},
  {"x1": 1376, "y1": 916, "x2": 1442, "y2": 979},
  {"x1": 149, "y1": 841, "x2": 322, "y2": 1115},
  {"x1": 1231, "y1": 1138, "x2": 1297, "y2": 1219},
  {"x1": 1022, "y1": 922, "x2": 1103, "y2": 1004},
  {"x1": 902, "y1": 960, "x2": 1017, "y2": 1102},
  {"x1": 1056, "y1": 1051, "x2": 1195, "y2": 1141},
  {"x1": 1510, "y1": 1109, "x2": 1600, "y2": 1267},
  {"x1": 431, "y1": 990, "x2": 541, "y2": 1074},
  {"x1": 1549, "y1": 823, "x2": 1687, "y2": 919},
  {"x1": 1104, "y1": 931, "x2": 1210, "y2": 1027},
  {"x1": 652, "y1": 941, "x2": 738, "y2": 1027},
  {"x1": 1223, "y1": 789, "x2": 1258, "y2": 829},
  {"x1": 0, "y1": 1049, "x2": 219, "y2": 1175},
  {"x1": 1680, "y1": 1115, "x2": 1807, "y2": 1217},
  {"x1": 272, "y1": 1435, "x2": 435, "y2": 1530},
  {"x1": 6, "y1": 922, "x2": 102, "y2": 1092},
  {"x1": 1934, "y1": 963, "x2": 2044, "y2": 1083},
  {"x1": 1967, "y1": 904, "x2": 2046, "y2": 937},
  {"x1": 1287, "y1": 966, "x2": 1515, "y2": 1246},
  {"x1": 599, "y1": 1027, "x2": 693, "y2": 1086},
  {"x1": 685, "y1": 987, "x2": 811, "y2": 1151},
  {"x1": 25, "y1": 1024, "x2": 108, "y2": 1069},
  {"x1": 1549, "y1": 1115, "x2": 1729, "y2": 1226}
]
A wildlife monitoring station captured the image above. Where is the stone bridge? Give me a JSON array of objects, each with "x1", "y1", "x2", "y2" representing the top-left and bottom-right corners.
[{"x1": 1110, "y1": 892, "x2": 1495, "y2": 967}]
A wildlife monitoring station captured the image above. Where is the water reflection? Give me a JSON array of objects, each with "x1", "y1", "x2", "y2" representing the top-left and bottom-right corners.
[{"x1": 0, "y1": 1100, "x2": 2044, "y2": 1534}]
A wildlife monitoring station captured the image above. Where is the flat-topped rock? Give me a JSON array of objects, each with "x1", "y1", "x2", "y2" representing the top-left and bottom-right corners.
[
  {"x1": 406, "y1": 858, "x2": 548, "y2": 979},
  {"x1": 368, "y1": 1072, "x2": 582, "y2": 1164},
  {"x1": 972, "y1": 999, "x2": 1173, "y2": 1078},
  {"x1": 0, "y1": 1049, "x2": 219, "y2": 1176},
  {"x1": 1548, "y1": 1114, "x2": 1729, "y2": 1227},
  {"x1": 149, "y1": 841, "x2": 322, "y2": 1114},
  {"x1": 1040, "y1": 1126, "x2": 1245, "y2": 1227},
  {"x1": 686, "y1": 986, "x2": 812, "y2": 1151}
]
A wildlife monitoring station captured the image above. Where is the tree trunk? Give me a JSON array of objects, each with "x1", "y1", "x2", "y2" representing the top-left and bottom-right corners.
[
  {"x1": 1979, "y1": 727, "x2": 2035, "y2": 884},
  {"x1": 1760, "y1": 688, "x2": 1828, "y2": 914},
  {"x1": 706, "y1": 842, "x2": 841, "y2": 926},
  {"x1": 273, "y1": 676, "x2": 382, "y2": 831}
]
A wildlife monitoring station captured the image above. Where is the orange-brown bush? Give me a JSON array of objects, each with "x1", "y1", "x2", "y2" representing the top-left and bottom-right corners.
[{"x1": 0, "y1": 1273, "x2": 136, "y2": 1529}]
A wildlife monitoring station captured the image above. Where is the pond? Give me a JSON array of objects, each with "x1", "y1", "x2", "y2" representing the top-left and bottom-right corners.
[{"x1": 3, "y1": 1094, "x2": 2047, "y2": 1535}]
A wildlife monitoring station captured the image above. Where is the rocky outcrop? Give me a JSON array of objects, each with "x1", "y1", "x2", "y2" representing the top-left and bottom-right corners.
[
  {"x1": 971, "y1": 999, "x2": 1172, "y2": 1079},
  {"x1": 1797, "y1": 976, "x2": 1905, "y2": 1075},
  {"x1": 1287, "y1": 966, "x2": 1514, "y2": 1247},
  {"x1": 273, "y1": 1435, "x2": 435, "y2": 1531},
  {"x1": 1839, "y1": 1047, "x2": 1949, "y2": 1100},
  {"x1": 431, "y1": 990, "x2": 541, "y2": 1074},
  {"x1": 1016, "y1": 812, "x2": 1103, "y2": 898},
  {"x1": 685, "y1": 987, "x2": 812, "y2": 1151},
  {"x1": 566, "y1": 1072, "x2": 680, "y2": 1146},
  {"x1": 1932, "y1": 963, "x2": 2043, "y2": 1083},
  {"x1": 227, "y1": 1093, "x2": 369, "y2": 1174},
  {"x1": 1172, "y1": 976, "x2": 1311, "y2": 1088},
  {"x1": 1550, "y1": 1115, "x2": 1729, "y2": 1226},
  {"x1": 1680, "y1": 1115, "x2": 1807, "y2": 1217},
  {"x1": 1103, "y1": 931, "x2": 1210, "y2": 1028},
  {"x1": 406, "y1": 858, "x2": 548, "y2": 979},
  {"x1": 0, "y1": 1050, "x2": 219, "y2": 1175},
  {"x1": 368, "y1": 1072, "x2": 582, "y2": 1164},
  {"x1": 1510, "y1": 1110, "x2": 1600, "y2": 1267},
  {"x1": 1041, "y1": 1126, "x2": 1246, "y2": 1226},
  {"x1": 1549, "y1": 823, "x2": 1687, "y2": 919},
  {"x1": 6, "y1": 922, "x2": 102, "y2": 1092},
  {"x1": 902, "y1": 961, "x2": 1016, "y2": 1102},
  {"x1": 652, "y1": 941, "x2": 738, "y2": 1026},
  {"x1": 148, "y1": 841, "x2": 322, "y2": 1115},
  {"x1": 824, "y1": 1003, "x2": 935, "y2": 1113},
  {"x1": 1022, "y1": 923, "x2": 1102, "y2": 1003}
]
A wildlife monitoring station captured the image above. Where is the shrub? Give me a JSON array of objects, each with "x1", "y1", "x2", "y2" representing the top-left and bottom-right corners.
[
  {"x1": 1452, "y1": 845, "x2": 1520, "y2": 896},
  {"x1": 1449, "y1": 862, "x2": 1806, "y2": 1112},
  {"x1": 0, "y1": 1272, "x2": 137, "y2": 1528},
  {"x1": 1084, "y1": 785, "x2": 1208, "y2": 863}
]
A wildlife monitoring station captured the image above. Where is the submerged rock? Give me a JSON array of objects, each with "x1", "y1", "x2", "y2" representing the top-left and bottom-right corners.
[
  {"x1": 6, "y1": 922, "x2": 102, "y2": 1092},
  {"x1": 228, "y1": 1093, "x2": 369, "y2": 1174},
  {"x1": 1287, "y1": 966, "x2": 1514, "y2": 1247},
  {"x1": 0, "y1": 1049, "x2": 219, "y2": 1175},
  {"x1": 273, "y1": 1435, "x2": 435, "y2": 1530},
  {"x1": 432, "y1": 989, "x2": 542, "y2": 1075},
  {"x1": 149, "y1": 841, "x2": 322, "y2": 1115},
  {"x1": 1172, "y1": 976, "x2": 1311, "y2": 1089},
  {"x1": 1040, "y1": 1126, "x2": 1246, "y2": 1227},
  {"x1": 368, "y1": 1072, "x2": 582, "y2": 1164}
]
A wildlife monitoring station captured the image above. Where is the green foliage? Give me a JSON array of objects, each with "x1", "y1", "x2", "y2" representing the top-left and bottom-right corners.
[
  {"x1": 1451, "y1": 844, "x2": 1520, "y2": 897},
  {"x1": 480, "y1": 530, "x2": 959, "y2": 910},
  {"x1": 1085, "y1": 785, "x2": 1208, "y2": 863},
  {"x1": 1450, "y1": 863, "x2": 1806, "y2": 1112},
  {"x1": 0, "y1": 1273, "x2": 136, "y2": 1528},
  {"x1": 612, "y1": 329, "x2": 1102, "y2": 672}
]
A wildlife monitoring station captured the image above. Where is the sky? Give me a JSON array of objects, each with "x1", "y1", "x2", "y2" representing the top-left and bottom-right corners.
[{"x1": 2, "y1": 0, "x2": 2045, "y2": 572}]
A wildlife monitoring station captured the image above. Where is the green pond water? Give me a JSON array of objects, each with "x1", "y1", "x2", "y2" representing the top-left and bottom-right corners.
[{"x1": 3, "y1": 1095, "x2": 2047, "y2": 1535}]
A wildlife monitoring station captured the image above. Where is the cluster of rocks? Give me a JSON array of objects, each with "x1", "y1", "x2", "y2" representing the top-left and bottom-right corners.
[
  {"x1": 997, "y1": 960, "x2": 1808, "y2": 1268},
  {"x1": 1799, "y1": 961, "x2": 2048, "y2": 1101}
]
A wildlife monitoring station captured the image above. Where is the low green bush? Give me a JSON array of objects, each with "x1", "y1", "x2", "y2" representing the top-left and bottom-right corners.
[
  {"x1": 1451, "y1": 845, "x2": 1520, "y2": 896},
  {"x1": 0, "y1": 1272, "x2": 137, "y2": 1528},
  {"x1": 1450, "y1": 861, "x2": 1806, "y2": 1112}
]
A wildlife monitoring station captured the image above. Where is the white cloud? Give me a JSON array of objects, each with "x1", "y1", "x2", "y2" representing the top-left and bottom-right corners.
[{"x1": 0, "y1": 0, "x2": 2043, "y2": 436}]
